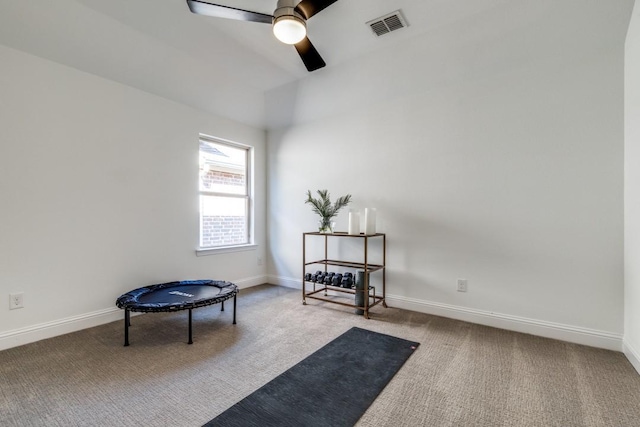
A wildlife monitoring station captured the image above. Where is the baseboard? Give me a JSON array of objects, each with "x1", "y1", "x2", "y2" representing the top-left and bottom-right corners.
[
  {"x1": 623, "y1": 340, "x2": 640, "y2": 375},
  {"x1": 268, "y1": 275, "x2": 622, "y2": 351},
  {"x1": 0, "y1": 307, "x2": 124, "y2": 351},
  {"x1": 234, "y1": 274, "x2": 269, "y2": 289},
  {"x1": 388, "y1": 294, "x2": 623, "y2": 351},
  {"x1": 0, "y1": 275, "x2": 269, "y2": 352},
  {"x1": 268, "y1": 274, "x2": 300, "y2": 289}
]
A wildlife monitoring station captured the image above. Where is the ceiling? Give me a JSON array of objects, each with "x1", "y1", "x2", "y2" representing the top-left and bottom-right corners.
[{"x1": 0, "y1": 1, "x2": 634, "y2": 128}]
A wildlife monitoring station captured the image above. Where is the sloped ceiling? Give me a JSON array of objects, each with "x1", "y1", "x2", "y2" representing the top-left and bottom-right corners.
[{"x1": 0, "y1": 0, "x2": 634, "y2": 129}]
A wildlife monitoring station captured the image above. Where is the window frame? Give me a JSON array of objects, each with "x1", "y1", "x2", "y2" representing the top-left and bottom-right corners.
[{"x1": 196, "y1": 134, "x2": 255, "y2": 256}]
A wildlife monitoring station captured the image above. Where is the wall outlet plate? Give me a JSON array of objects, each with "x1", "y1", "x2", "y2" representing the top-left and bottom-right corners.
[
  {"x1": 10, "y1": 292, "x2": 24, "y2": 309},
  {"x1": 457, "y1": 279, "x2": 468, "y2": 292}
]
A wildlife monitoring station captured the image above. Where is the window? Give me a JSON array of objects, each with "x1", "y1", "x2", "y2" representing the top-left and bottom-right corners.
[{"x1": 198, "y1": 135, "x2": 252, "y2": 251}]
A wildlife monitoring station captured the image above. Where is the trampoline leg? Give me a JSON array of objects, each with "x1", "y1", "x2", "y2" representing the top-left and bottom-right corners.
[
  {"x1": 188, "y1": 309, "x2": 193, "y2": 345},
  {"x1": 233, "y1": 294, "x2": 237, "y2": 325},
  {"x1": 124, "y1": 309, "x2": 130, "y2": 347},
  {"x1": 221, "y1": 300, "x2": 224, "y2": 312}
]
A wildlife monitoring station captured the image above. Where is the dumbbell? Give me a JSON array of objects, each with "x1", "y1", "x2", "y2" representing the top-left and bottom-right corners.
[
  {"x1": 323, "y1": 272, "x2": 336, "y2": 285},
  {"x1": 331, "y1": 274, "x2": 343, "y2": 286},
  {"x1": 341, "y1": 273, "x2": 354, "y2": 288},
  {"x1": 310, "y1": 270, "x2": 323, "y2": 282}
]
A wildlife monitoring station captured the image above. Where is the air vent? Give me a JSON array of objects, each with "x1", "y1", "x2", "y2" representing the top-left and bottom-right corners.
[{"x1": 366, "y1": 10, "x2": 408, "y2": 37}]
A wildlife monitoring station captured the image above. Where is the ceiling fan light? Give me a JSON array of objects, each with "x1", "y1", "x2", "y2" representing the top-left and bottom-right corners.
[{"x1": 273, "y1": 16, "x2": 306, "y2": 44}]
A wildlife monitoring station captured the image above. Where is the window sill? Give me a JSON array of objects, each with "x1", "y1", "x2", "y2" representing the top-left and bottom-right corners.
[{"x1": 196, "y1": 244, "x2": 257, "y2": 257}]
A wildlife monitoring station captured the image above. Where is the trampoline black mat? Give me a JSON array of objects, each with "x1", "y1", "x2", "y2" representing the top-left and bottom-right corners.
[
  {"x1": 116, "y1": 280, "x2": 237, "y2": 313},
  {"x1": 115, "y1": 279, "x2": 238, "y2": 346}
]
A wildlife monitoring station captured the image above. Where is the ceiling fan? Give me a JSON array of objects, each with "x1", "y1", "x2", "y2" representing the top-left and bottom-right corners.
[{"x1": 186, "y1": 0, "x2": 339, "y2": 72}]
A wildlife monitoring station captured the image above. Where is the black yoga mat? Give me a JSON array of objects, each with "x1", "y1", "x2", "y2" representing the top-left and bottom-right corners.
[{"x1": 204, "y1": 327, "x2": 420, "y2": 427}]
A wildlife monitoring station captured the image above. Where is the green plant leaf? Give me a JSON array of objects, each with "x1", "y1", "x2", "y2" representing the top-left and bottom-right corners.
[{"x1": 305, "y1": 189, "x2": 352, "y2": 220}]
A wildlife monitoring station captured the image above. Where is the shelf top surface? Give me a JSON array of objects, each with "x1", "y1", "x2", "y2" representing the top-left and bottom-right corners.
[{"x1": 303, "y1": 231, "x2": 385, "y2": 237}]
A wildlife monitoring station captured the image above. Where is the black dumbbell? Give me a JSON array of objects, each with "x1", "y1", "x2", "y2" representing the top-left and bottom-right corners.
[
  {"x1": 331, "y1": 274, "x2": 343, "y2": 286},
  {"x1": 323, "y1": 272, "x2": 335, "y2": 285},
  {"x1": 341, "y1": 275, "x2": 354, "y2": 288}
]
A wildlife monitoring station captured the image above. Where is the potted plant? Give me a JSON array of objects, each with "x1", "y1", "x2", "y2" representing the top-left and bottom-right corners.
[{"x1": 305, "y1": 189, "x2": 352, "y2": 233}]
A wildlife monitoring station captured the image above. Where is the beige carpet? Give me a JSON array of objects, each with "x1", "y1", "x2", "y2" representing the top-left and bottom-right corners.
[{"x1": 1, "y1": 284, "x2": 639, "y2": 426}]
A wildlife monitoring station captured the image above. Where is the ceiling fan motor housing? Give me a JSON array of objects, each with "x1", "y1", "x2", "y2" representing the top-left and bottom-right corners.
[{"x1": 273, "y1": 0, "x2": 306, "y2": 25}]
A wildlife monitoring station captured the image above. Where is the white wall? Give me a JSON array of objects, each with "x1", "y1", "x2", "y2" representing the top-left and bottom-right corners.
[
  {"x1": 625, "y1": 0, "x2": 640, "y2": 372},
  {"x1": 0, "y1": 44, "x2": 266, "y2": 349},
  {"x1": 267, "y1": 2, "x2": 630, "y2": 350}
]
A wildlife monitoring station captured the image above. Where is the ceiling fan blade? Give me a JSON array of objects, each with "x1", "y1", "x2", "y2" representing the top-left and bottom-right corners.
[
  {"x1": 186, "y1": 0, "x2": 272, "y2": 24},
  {"x1": 294, "y1": 37, "x2": 326, "y2": 72},
  {"x1": 294, "y1": 0, "x2": 339, "y2": 20}
]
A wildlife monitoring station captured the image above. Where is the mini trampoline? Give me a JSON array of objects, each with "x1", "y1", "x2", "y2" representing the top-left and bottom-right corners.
[{"x1": 115, "y1": 279, "x2": 238, "y2": 346}]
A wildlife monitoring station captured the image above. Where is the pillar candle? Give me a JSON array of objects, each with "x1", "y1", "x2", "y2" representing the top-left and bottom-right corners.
[
  {"x1": 348, "y1": 211, "x2": 360, "y2": 235},
  {"x1": 364, "y1": 208, "x2": 376, "y2": 235}
]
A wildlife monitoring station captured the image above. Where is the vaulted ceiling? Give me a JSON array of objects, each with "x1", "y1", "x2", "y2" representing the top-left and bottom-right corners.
[{"x1": 0, "y1": 1, "x2": 634, "y2": 129}]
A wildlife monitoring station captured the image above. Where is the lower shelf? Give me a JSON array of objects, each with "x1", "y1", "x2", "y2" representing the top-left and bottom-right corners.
[{"x1": 302, "y1": 283, "x2": 385, "y2": 318}]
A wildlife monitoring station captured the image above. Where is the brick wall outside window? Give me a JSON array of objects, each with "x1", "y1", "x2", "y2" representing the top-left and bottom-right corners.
[
  {"x1": 201, "y1": 170, "x2": 245, "y2": 189},
  {"x1": 201, "y1": 215, "x2": 247, "y2": 247},
  {"x1": 200, "y1": 169, "x2": 247, "y2": 247}
]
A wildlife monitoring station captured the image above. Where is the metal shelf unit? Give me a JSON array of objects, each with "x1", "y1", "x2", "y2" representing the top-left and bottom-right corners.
[{"x1": 302, "y1": 231, "x2": 387, "y2": 319}]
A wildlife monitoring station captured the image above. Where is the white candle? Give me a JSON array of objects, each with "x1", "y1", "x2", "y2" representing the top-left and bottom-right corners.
[
  {"x1": 364, "y1": 208, "x2": 376, "y2": 235},
  {"x1": 348, "y1": 211, "x2": 360, "y2": 235}
]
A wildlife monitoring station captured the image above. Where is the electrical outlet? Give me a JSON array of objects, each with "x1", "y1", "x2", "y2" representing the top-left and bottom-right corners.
[
  {"x1": 457, "y1": 279, "x2": 468, "y2": 293},
  {"x1": 257, "y1": 256, "x2": 263, "y2": 266},
  {"x1": 9, "y1": 293, "x2": 24, "y2": 309}
]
